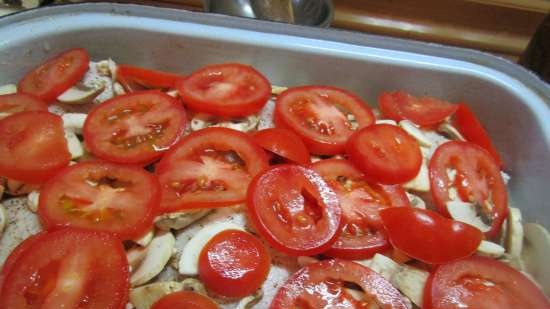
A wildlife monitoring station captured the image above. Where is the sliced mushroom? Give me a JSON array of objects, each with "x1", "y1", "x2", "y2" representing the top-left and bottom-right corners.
[
  {"x1": 133, "y1": 228, "x2": 155, "y2": 247},
  {"x1": 391, "y1": 265, "x2": 429, "y2": 307},
  {"x1": 236, "y1": 289, "x2": 263, "y2": 309},
  {"x1": 178, "y1": 221, "x2": 245, "y2": 275},
  {"x1": 190, "y1": 114, "x2": 259, "y2": 132},
  {"x1": 113, "y1": 82, "x2": 126, "y2": 96},
  {"x1": 367, "y1": 253, "x2": 401, "y2": 281},
  {"x1": 154, "y1": 209, "x2": 212, "y2": 231},
  {"x1": 271, "y1": 85, "x2": 287, "y2": 96},
  {"x1": 165, "y1": 89, "x2": 178, "y2": 98},
  {"x1": 131, "y1": 230, "x2": 175, "y2": 287},
  {"x1": 405, "y1": 192, "x2": 426, "y2": 209},
  {"x1": 403, "y1": 160, "x2": 430, "y2": 192},
  {"x1": 477, "y1": 240, "x2": 505, "y2": 258},
  {"x1": 506, "y1": 207, "x2": 524, "y2": 257},
  {"x1": 375, "y1": 119, "x2": 398, "y2": 126},
  {"x1": 437, "y1": 122, "x2": 465, "y2": 141},
  {"x1": 62, "y1": 113, "x2": 87, "y2": 134},
  {"x1": 57, "y1": 82, "x2": 106, "y2": 104},
  {"x1": 399, "y1": 120, "x2": 433, "y2": 147},
  {"x1": 522, "y1": 223, "x2": 550, "y2": 295},
  {"x1": 446, "y1": 200, "x2": 491, "y2": 233},
  {"x1": 180, "y1": 278, "x2": 207, "y2": 295},
  {"x1": 65, "y1": 130, "x2": 84, "y2": 160},
  {"x1": 257, "y1": 99, "x2": 276, "y2": 130},
  {"x1": 0, "y1": 204, "x2": 6, "y2": 238},
  {"x1": 127, "y1": 246, "x2": 148, "y2": 271},
  {"x1": 96, "y1": 59, "x2": 117, "y2": 79},
  {"x1": 26, "y1": 190, "x2": 40, "y2": 213},
  {"x1": 0, "y1": 84, "x2": 17, "y2": 95},
  {"x1": 129, "y1": 281, "x2": 184, "y2": 309}
]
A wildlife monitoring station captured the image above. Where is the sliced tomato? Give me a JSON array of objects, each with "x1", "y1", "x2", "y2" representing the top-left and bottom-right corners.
[
  {"x1": 18, "y1": 48, "x2": 89, "y2": 102},
  {"x1": 311, "y1": 159, "x2": 410, "y2": 260},
  {"x1": 0, "y1": 111, "x2": 71, "y2": 184},
  {"x1": 453, "y1": 103, "x2": 504, "y2": 167},
  {"x1": 346, "y1": 124, "x2": 422, "y2": 185},
  {"x1": 429, "y1": 141, "x2": 508, "y2": 239},
  {"x1": 378, "y1": 91, "x2": 458, "y2": 126},
  {"x1": 424, "y1": 256, "x2": 550, "y2": 309},
  {"x1": 83, "y1": 90, "x2": 187, "y2": 164},
  {"x1": 38, "y1": 161, "x2": 159, "y2": 239},
  {"x1": 156, "y1": 127, "x2": 268, "y2": 212},
  {"x1": 247, "y1": 164, "x2": 341, "y2": 256},
  {"x1": 0, "y1": 228, "x2": 129, "y2": 309},
  {"x1": 252, "y1": 128, "x2": 310, "y2": 165},
  {"x1": 0, "y1": 93, "x2": 48, "y2": 117},
  {"x1": 275, "y1": 86, "x2": 375, "y2": 155},
  {"x1": 176, "y1": 63, "x2": 270, "y2": 117},
  {"x1": 117, "y1": 64, "x2": 183, "y2": 92},
  {"x1": 270, "y1": 259, "x2": 409, "y2": 309},
  {"x1": 198, "y1": 229, "x2": 270, "y2": 298},
  {"x1": 151, "y1": 291, "x2": 219, "y2": 309},
  {"x1": 380, "y1": 207, "x2": 482, "y2": 264}
]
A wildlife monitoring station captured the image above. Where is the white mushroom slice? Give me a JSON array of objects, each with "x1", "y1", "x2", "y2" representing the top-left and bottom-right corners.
[
  {"x1": 368, "y1": 253, "x2": 401, "y2": 281},
  {"x1": 165, "y1": 89, "x2": 178, "y2": 98},
  {"x1": 96, "y1": 59, "x2": 117, "y2": 79},
  {"x1": 62, "y1": 113, "x2": 87, "y2": 134},
  {"x1": 375, "y1": 119, "x2": 397, "y2": 126},
  {"x1": 437, "y1": 122, "x2": 465, "y2": 141},
  {"x1": 403, "y1": 160, "x2": 430, "y2": 192},
  {"x1": 506, "y1": 207, "x2": 524, "y2": 257},
  {"x1": 129, "y1": 281, "x2": 184, "y2": 309},
  {"x1": 0, "y1": 204, "x2": 6, "y2": 238},
  {"x1": 180, "y1": 278, "x2": 207, "y2": 295},
  {"x1": 133, "y1": 228, "x2": 155, "y2": 247},
  {"x1": 405, "y1": 192, "x2": 426, "y2": 209},
  {"x1": 476, "y1": 240, "x2": 505, "y2": 258},
  {"x1": 0, "y1": 84, "x2": 17, "y2": 95},
  {"x1": 65, "y1": 130, "x2": 84, "y2": 159},
  {"x1": 447, "y1": 200, "x2": 491, "y2": 232},
  {"x1": 178, "y1": 221, "x2": 244, "y2": 275},
  {"x1": 522, "y1": 223, "x2": 550, "y2": 295},
  {"x1": 391, "y1": 265, "x2": 429, "y2": 307},
  {"x1": 257, "y1": 99, "x2": 276, "y2": 130},
  {"x1": 236, "y1": 289, "x2": 263, "y2": 309},
  {"x1": 113, "y1": 82, "x2": 126, "y2": 96},
  {"x1": 190, "y1": 114, "x2": 259, "y2": 133},
  {"x1": 26, "y1": 190, "x2": 40, "y2": 213},
  {"x1": 271, "y1": 85, "x2": 287, "y2": 95},
  {"x1": 127, "y1": 246, "x2": 148, "y2": 271},
  {"x1": 57, "y1": 82, "x2": 105, "y2": 104},
  {"x1": 399, "y1": 120, "x2": 433, "y2": 147},
  {"x1": 154, "y1": 209, "x2": 212, "y2": 231},
  {"x1": 131, "y1": 231, "x2": 175, "y2": 287}
]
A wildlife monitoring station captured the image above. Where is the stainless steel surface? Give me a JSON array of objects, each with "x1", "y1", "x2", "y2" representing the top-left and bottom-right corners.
[{"x1": 204, "y1": 0, "x2": 333, "y2": 27}]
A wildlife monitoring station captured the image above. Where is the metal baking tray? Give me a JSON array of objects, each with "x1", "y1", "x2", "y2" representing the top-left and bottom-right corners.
[{"x1": 0, "y1": 0, "x2": 549, "y2": 287}]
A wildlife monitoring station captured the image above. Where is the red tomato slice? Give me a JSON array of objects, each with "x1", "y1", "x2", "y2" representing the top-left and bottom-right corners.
[
  {"x1": 270, "y1": 259, "x2": 409, "y2": 309},
  {"x1": 0, "y1": 228, "x2": 129, "y2": 309},
  {"x1": 176, "y1": 63, "x2": 270, "y2": 117},
  {"x1": 380, "y1": 207, "x2": 482, "y2": 264},
  {"x1": 198, "y1": 229, "x2": 270, "y2": 298},
  {"x1": 156, "y1": 127, "x2": 268, "y2": 212},
  {"x1": 453, "y1": 103, "x2": 504, "y2": 167},
  {"x1": 151, "y1": 291, "x2": 219, "y2": 309},
  {"x1": 38, "y1": 161, "x2": 159, "y2": 239},
  {"x1": 83, "y1": 90, "x2": 187, "y2": 164},
  {"x1": 252, "y1": 128, "x2": 310, "y2": 165},
  {"x1": 0, "y1": 111, "x2": 71, "y2": 184},
  {"x1": 379, "y1": 91, "x2": 458, "y2": 126},
  {"x1": 0, "y1": 232, "x2": 48, "y2": 292},
  {"x1": 247, "y1": 164, "x2": 341, "y2": 256},
  {"x1": 0, "y1": 93, "x2": 48, "y2": 117},
  {"x1": 18, "y1": 48, "x2": 89, "y2": 102},
  {"x1": 117, "y1": 64, "x2": 183, "y2": 92},
  {"x1": 429, "y1": 141, "x2": 508, "y2": 239},
  {"x1": 312, "y1": 159, "x2": 410, "y2": 260},
  {"x1": 346, "y1": 124, "x2": 422, "y2": 185},
  {"x1": 424, "y1": 256, "x2": 550, "y2": 309},
  {"x1": 275, "y1": 86, "x2": 375, "y2": 155}
]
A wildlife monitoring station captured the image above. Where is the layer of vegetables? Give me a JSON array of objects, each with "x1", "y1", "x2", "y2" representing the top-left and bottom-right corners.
[{"x1": 0, "y1": 48, "x2": 548, "y2": 309}]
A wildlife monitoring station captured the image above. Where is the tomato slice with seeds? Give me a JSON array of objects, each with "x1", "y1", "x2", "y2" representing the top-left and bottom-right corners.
[
  {"x1": 18, "y1": 48, "x2": 89, "y2": 102},
  {"x1": 429, "y1": 141, "x2": 508, "y2": 239},
  {"x1": 270, "y1": 259, "x2": 409, "y2": 309},
  {"x1": 156, "y1": 127, "x2": 268, "y2": 212},
  {"x1": 83, "y1": 90, "x2": 187, "y2": 164},
  {"x1": 0, "y1": 228, "x2": 129, "y2": 309},
  {"x1": 275, "y1": 86, "x2": 375, "y2": 155},
  {"x1": 176, "y1": 63, "x2": 271, "y2": 117},
  {"x1": 252, "y1": 128, "x2": 310, "y2": 165},
  {"x1": 199, "y1": 229, "x2": 270, "y2": 298},
  {"x1": 151, "y1": 291, "x2": 220, "y2": 309},
  {"x1": 117, "y1": 64, "x2": 183, "y2": 92},
  {"x1": 38, "y1": 161, "x2": 159, "y2": 239},
  {"x1": 0, "y1": 111, "x2": 71, "y2": 184},
  {"x1": 380, "y1": 207, "x2": 482, "y2": 264},
  {"x1": 247, "y1": 164, "x2": 341, "y2": 256},
  {"x1": 311, "y1": 159, "x2": 410, "y2": 260},
  {"x1": 346, "y1": 124, "x2": 422, "y2": 185},
  {"x1": 0, "y1": 93, "x2": 48, "y2": 118},
  {"x1": 379, "y1": 91, "x2": 458, "y2": 126},
  {"x1": 453, "y1": 103, "x2": 504, "y2": 167},
  {"x1": 424, "y1": 256, "x2": 550, "y2": 309}
]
